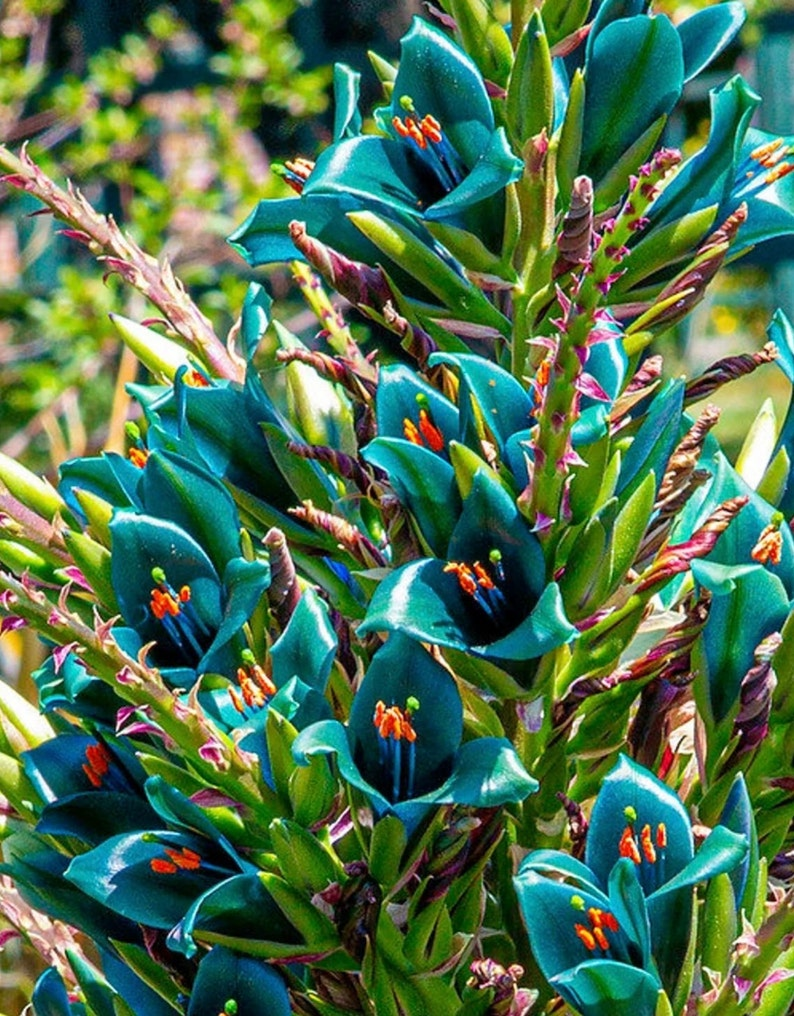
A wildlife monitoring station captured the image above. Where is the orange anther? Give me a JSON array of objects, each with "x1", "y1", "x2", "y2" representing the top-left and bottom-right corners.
[
  {"x1": 82, "y1": 764, "x2": 103, "y2": 788},
  {"x1": 179, "y1": 586, "x2": 191, "y2": 602},
  {"x1": 229, "y1": 685, "x2": 245, "y2": 715},
  {"x1": 150, "y1": 857, "x2": 178, "y2": 875},
  {"x1": 85, "y1": 743, "x2": 111, "y2": 775},
  {"x1": 473, "y1": 562, "x2": 495, "y2": 590},
  {"x1": 752, "y1": 524, "x2": 783, "y2": 565},
  {"x1": 128, "y1": 447, "x2": 149, "y2": 468},
  {"x1": 751, "y1": 138, "x2": 784, "y2": 164},
  {"x1": 417, "y1": 409, "x2": 445, "y2": 452},
  {"x1": 251, "y1": 663, "x2": 276, "y2": 697},
  {"x1": 574, "y1": 923, "x2": 597, "y2": 951},
  {"x1": 587, "y1": 907, "x2": 604, "y2": 929},
  {"x1": 373, "y1": 701, "x2": 417, "y2": 742},
  {"x1": 592, "y1": 926, "x2": 610, "y2": 951},
  {"x1": 656, "y1": 823, "x2": 667, "y2": 849},
  {"x1": 602, "y1": 911, "x2": 620, "y2": 933},
  {"x1": 619, "y1": 826, "x2": 642, "y2": 865},
  {"x1": 420, "y1": 114, "x2": 442, "y2": 144},
  {"x1": 184, "y1": 369, "x2": 211, "y2": 388},
  {"x1": 765, "y1": 162, "x2": 794, "y2": 186},
  {"x1": 165, "y1": 846, "x2": 202, "y2": 871},
  {"x1": 403, "y1": 418, "x2": 422, "y2": 445},
  {"x1": 641, "y1": 824, "x2": 657, "y2": 864}
]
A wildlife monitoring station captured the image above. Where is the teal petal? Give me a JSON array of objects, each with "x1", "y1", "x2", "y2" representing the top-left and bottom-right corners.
[
  {"x1": 362, "y1": 437, "x2": 460, "y2": 555},
  {"x1": 514, "y1": 869, "x2": 621, "y2": 983},
  {"x1": 677, "y1": 3, "x2": 745, "y2": 83},
  {"x1": 616, "y1": 380, "x2": 684, "y2": 502},
  {"x1": 204, "y1": 556, "x2": 271, "y2": 667},
  {"x1": 240, "y1": 281, "x2": 272, "y2": 362},
  {"x1": 109, "y1": 512, "x2": 222, "y2": 662},
  {"x1": 389, "y1": 17, "x2": 496, "y2": 169},
  {"x1": 186, "y1": 945, "x2": 291, "y2": 1016},
  {"x1": 304, "y1": 135, "x2": 435, "y2": 218},
  {"x1": 697, "y1": 564, "x2": 789, "y2": 723},
  {"x1": 423, "y1": 127, "x2": 523, "y2": 221},
  {"x1": 347, "y1": 635, "x2": 463, "y2": 799},
  {"x1": 551, "y1": 960, "x2": 661, "y2": 1016},
  {"x1": 270, "y1": 587, "x2": 338, "y2": 691},
  {"x1": 36, "y1": 792, "x2": 159, "y2": 846},
  {"x1": 59, "y1": 452, "x2": 142, "y2": 520},
  {"x1": 647, "y1": 825, "x2": 747, "y2": 905},
  {"x1": 428, "y1": 351, "x2": 533, "y2": 452},
  {"x1": 32, "y1": 968, "x2": 84, "y2": 1016},
  {"x1": 64, "y1": 831, "x2": 233, "y2": 929},
  {"x1": 333, "y1": 62, "x2": 363, "y2": 139},
  {"x1": 585, "y1": 755, "x2": 693, "y2": 894},
  {"x1": 140, "y1": 450, "x2": 242, "y2": 575},
  {"x1": 719, "y1": 773, "x2": 759, "y2": 911},
  {"x1": 375, "y1": 363, "x2": 459, "y2": 447},
  {"x1": 581, "y1": 15, "x2": 684, "y2": 185},
  {"x1": 650, "y1": 75, "x2": 759, "y2": 227},
  {"x1": 646, "y1": 824, "x2": 747, "y2": 992},
  {"x1": 292, "y1": 718, "x2": 391, "y2": 816},
  {"x1": 518, "y1": 849, "x2": 601, "y2": 893},
  {"x1": 607, "y1": 858, "x2": 652, "y2": 971},
  {"x1": 480, "y1": 582, "x2": 577, "y2": 661},
  {"x1": 358, "y1": 558, "x2": 480, "y2": 652},
  {"x1": 585, "y1": 0, "x2": 650, "y2": 62},
  {"x1": 419, "y1": 736, "x2": 537, "y2": 807},
  {"x1": 448, "y1": 469, "x2": 544, "y2": 597}
]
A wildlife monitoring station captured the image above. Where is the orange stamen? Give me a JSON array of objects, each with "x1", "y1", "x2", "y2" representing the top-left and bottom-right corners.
[
  {"x1": 403, "y1": 418, "x2": 422, "y2": 445},
  {"x1": 444, "y1": 561, "x2": 478, "y2": 596},
  {"x1": 128, "y1": 447, "x2": 149, "y2": 468},
  {"x1": 656, "y1": 823, "x2": 667, "y2": 849},
  {"x1": 165, "y1": 846, "x2": 202, "y2": 871},
  {"x1": 184, "y1": 369, "x2": 211, "y2": 388},
  {"x1": 574, "y1": 923, "x2": 597, "y2": 950},
  {"x1": 641, "y1": 824, "x2": 657, "y2": 864},
  {"x1": 150, "y1": 857, "x2": 178, "y2": 875},
  {"x1": 752, "y1": 524, "x2": 783, "y2": 565},
  {"x1": 592, "y1": 926, "x2": 610, "y2": 951},
  {"x1": 751, "y1": 138, "x2": 785, "y2": 164},
  {"x1": 417, "y1": 409, "x2": 445, "y2": 451},
  {"x1": 419, "y1": 114, "x2": 442, "y2": 144},
  {"x1": 765, "y1": 162, "x2": 794, "y2": 185},
  {"x1": 473, "y1": 562, "x2": 495, "y2": 590},
  {"x1": 619, "y1": 826, "x2": 642, "y2": 864},
  {"x1": 373, "y1": 700, "x2": 417, "y2": 742}
]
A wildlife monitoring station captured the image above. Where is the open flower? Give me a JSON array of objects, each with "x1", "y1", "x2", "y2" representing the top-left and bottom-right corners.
[
  {"x1": 358, "y1": 470, "x2": 576, "y2": 670},
  {"x1": 104, "y1": 450, "x2": 270, "y2": 687},
  {"x1": 293, "y1": 634, "x2": 537, "y2": 833},
  {"x1": 514, "y1": 756, "x2": 748, "y2": 1013},
  {"x1": 228, "y1": 18, "x2": 522, "y2": 274}
]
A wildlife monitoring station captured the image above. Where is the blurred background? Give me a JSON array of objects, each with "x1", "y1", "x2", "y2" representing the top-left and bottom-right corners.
[{"x1": 0, "y1": 0, "x2": 791, "y2": 1008}]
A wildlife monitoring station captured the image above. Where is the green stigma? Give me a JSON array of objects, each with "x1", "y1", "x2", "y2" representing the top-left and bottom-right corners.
[
  {"x1": 399, "y1": 94, "x2": 416, "y2": 113},
  {"x1": 415, "y1": 392, "x2": 430, "y2": 409},
  {"x1": 224, "y1": 1001, "x2": 238, "y2": 1016},
  {"x1": 624, "y1": 805, "x2": 637, "y2": 822},
  {"x1": 489, "y1": 548, "x2": 502, "y2": 564},
  {"x1": 240, "y1": 648, "x2": 256, "y2": 665},
  {"x1": 570, "y1": 894, "x2": 585, "y2": 911},
  {"x1": 406, "y1": 695, "x2": 420, "y2": 713},
  {"x1": 151, "y1": 566, "x2": 166, "y2": 585},
  {"x1": 125, "y1": 421, "x2": 141, "y2": 441}
]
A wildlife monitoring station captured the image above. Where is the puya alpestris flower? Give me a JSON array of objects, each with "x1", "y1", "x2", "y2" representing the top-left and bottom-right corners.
[
  {"x1": 228, "y1": 17, "x2": 523, "y2": 279},
  {"x1": 357, "y1": 468, "x2": 577, "y2": 676},
  {"x1": 292, "y1": 634, "x2": 537, "y2": 834},
  {"x1": 90, "y1": 449, "x2": 271, "y2": 688},
  {"x1": 514, "y1": 755, "x2": 748, "y2": 1014}
]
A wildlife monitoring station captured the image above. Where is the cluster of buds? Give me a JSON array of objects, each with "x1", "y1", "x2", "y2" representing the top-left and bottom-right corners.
[{"x1": 466, "y1": 958, "x2": 537, "y2": 1015}]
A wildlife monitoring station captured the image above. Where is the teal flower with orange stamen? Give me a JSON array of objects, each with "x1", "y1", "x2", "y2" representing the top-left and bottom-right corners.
[
  {"x1": 515, "y1": 756, "x2": 748, "y2": 1012},
  {"x1": 104, "y1": 449, "x2": 270, "y2": 688},
  {"x1": 229, "y1": 18, "x2": 523, "y2": 278},
  {"x1": 358, "y1": 470, "x2": 576, "y2": 675},
  {"x1": 293, "y1": 634, "x2": 537, "y2": 834}
]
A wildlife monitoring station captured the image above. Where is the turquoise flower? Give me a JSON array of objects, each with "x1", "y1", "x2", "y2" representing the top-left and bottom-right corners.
[
  {"x1": 293, "y1": 634, "x2": 537, "y2": 833},
  {"x1": 229, "y1": 18, "x2": 522, "y2": 274},
  {"x1": 514, "y1": 756, "x2": 748, "y2": 1014}
]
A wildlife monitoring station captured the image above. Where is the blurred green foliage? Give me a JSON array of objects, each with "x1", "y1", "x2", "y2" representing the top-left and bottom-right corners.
[{"x1": 0, "y1": 0, "x2": 334, "y2": 472}]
